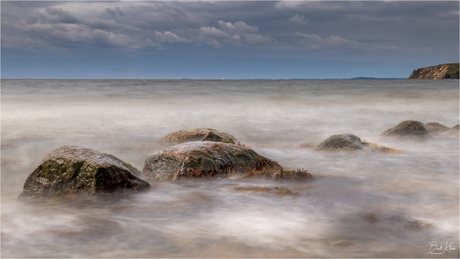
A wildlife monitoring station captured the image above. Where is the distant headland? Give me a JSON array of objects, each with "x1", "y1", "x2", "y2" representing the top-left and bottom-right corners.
[{"x1": 408, "y1": 63, "x2": 459, "y2": 79}]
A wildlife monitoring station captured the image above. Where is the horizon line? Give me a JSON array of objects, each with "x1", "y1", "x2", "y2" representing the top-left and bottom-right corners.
[{"x1": 1, "y1": 77, "x2": 408, "y2": 80}]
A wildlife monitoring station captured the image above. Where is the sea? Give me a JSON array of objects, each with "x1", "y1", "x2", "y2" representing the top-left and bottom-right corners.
[{"x1": 1, "y1": 79, "x2": 459, "y2": 258}]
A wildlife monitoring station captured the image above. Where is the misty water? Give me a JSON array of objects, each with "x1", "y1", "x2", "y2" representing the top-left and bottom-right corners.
[{"x1": 1, "y1": 79, "x2": 459, "y2": 258}]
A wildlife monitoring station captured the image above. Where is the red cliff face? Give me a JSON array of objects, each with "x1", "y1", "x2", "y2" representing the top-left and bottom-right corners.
[{"x1": 408, "y1": 63, "x2": 459, "y2": 79}]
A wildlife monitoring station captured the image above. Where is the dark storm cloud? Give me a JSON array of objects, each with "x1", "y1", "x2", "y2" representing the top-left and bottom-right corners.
[
  {"x1": 45, "y1": 7, "x2": 80, "y2": 24},
  {"x1": 105, "y1": 7, "x2": 124, "y2": 17},
  {"x1": 1, "y1": 1, "x2": 458, "y2": 58}
]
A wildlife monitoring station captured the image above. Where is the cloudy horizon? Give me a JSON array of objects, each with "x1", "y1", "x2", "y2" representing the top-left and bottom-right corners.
[{"x1": 1, "y1": 1, "x2": 459, "y2": 79}]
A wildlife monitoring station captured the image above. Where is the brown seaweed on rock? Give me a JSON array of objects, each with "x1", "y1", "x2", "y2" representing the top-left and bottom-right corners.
[{"x1": 243, "y1": 168, "x2": 313, "y2": 181}]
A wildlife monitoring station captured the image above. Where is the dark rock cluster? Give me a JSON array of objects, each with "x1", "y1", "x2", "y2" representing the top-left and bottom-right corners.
[
  {"x1": 313, "y1": 120, "x2": 458, "y2": 152},
  {"x1": 18, "y1": 122, "x2": 457, "y2": 202},
  {"x1": 18, "y1": 129, "x2": 312, "y2": 202}
]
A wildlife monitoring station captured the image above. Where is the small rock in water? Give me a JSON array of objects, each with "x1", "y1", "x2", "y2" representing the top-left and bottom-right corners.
[
  {"x1": 441, "y1": 124, "x2": 459, "y2": 140},
  {"x1": 18, "y1": 146, "x2": 150, "y2": 202},
  {"x1": 245, "y1": 168, "x2": 313, "y2": 181},
  {"x1": 380, "y1": 120, "x2": 427, "y2": 138},
  {"x1": 158, "y1": 128, "x2": 237, "y2": 146},
  {"x1": 316, "y1": 134, "x2": 366, "y2": 151},
  {"x1": 271, "y1": 169, "x2": 313, "y2": 181},
  {"x1": 424, "y1": 122, "x2": 450, "y2": 135},
  {"x1": 143, "y1": 141, "x2": 283, "y2": 181},
  {"x1": 315, "y1": 134, "x2": 397, "y2": 152},
  {"x1": 233, "y1": 185, "x2": 302, "y2": 196},
  {"x1": 333, "y1": 240, "x2": 355, "y2": 247}
]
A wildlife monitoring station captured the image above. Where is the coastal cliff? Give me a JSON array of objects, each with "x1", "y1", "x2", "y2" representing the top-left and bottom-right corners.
[{"x1": 408, "y1": 63, "x2": 459, "y2": 79}]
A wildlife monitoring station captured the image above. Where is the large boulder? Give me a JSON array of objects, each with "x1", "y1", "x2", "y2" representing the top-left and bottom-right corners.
[
  {"x1": 315, "y1": 134, "x2": 396, "y2": 152},
  {"x1": 424, "y1": 122, "x2": 450, "y2": 135},
  {"x1": 158, "y1": 128, "x2": 236, "y2": 146},
  {"x1": 143, "y1": 141, "x2": 283, "y2": 181},
  {"x1": 18, "y1": 146, "x2": 150, "y2": 201},
  {"x1": 441, "y1": 124, "x2": 459, "y2": 140},
  {"x1": 380, "y1": 120, "x2": 427, "y2": 138}
]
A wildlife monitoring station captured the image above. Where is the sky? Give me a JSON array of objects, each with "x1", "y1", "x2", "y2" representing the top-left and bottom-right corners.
[{"x1": 1, "y1": 1, "x2": 459, "y2": 79}]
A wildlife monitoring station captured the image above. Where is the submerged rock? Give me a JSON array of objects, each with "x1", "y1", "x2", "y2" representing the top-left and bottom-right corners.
[
  {"x1": 143, "y1": 141, "x2": 282, "y2": 181},
  {"x1": 380, "y1": 120, "x2": 427, "y2": 138},
  {"x1": 441, "y1": 124, "x2": 459, "y2": 139},
  {"x1": 316, "y1": 134, "x2": 365, "y2": 151},
  {"x1": 315, "y1": 134, "x2": 396, "y2": 152},
  {"x1": 244, "y1": 168, "x2": 313, "y2": 181},
  {"x1": 158, "y1": 128, "x2": 236, "y2": 146},
  {"x1": 271, "y1": 169, "x2": 313, "y2": 181},
  {"x1": 234, "y1": 185, "x2": 301, "y2": 197},
  {"x1": 424, "y1": 122, "x2": 450, "y2": 134},
  {"x1": 18, "y1": 146, "x2": 150, "y2": 201}
]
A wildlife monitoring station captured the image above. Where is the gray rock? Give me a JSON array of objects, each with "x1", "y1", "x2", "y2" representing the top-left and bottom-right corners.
[
  {"x1": 424, "y1": 122, "x2": 450, "y2": 134},
  {"x1": 380, "y1": 120, "x2": 427, "y2": 138},
  {"x1": 143, "y1": 141, "x2": 283, "y2": 181},
  {"x1": 18, "y1": 146, "x2": 150, "y2": 201},
  {"x1": 158, "y1": 128, "x2": 236, "y2": 146},
  {"x1": 316, "y1": 134, "x2": 398, "y2": 153},
  {"x1": 316, "y1": 134, "x2": 366, "y2": 151}
]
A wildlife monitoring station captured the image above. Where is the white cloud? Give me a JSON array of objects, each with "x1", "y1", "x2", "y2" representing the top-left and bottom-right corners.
[
  {"x1": 294, "y1": 32, "x2": 398, "y2": 52},
  {"x1": 289, "y1": 14, "x2": 309, "y2": 25},
  {"x1": 155, "y1": 31, "x2": 189, "y2": 43},
  {"x1": 197, "y1": 20, "x2": 272, "y2": 47},
  {"x1": 199, "y1": 26, "x2": 233, "y2": 39}
]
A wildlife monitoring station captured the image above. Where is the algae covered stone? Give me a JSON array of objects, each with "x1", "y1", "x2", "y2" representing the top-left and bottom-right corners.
[
  {"x1": 143, "y1": 141, "x2": 282, "y2": 181},
  {"x1": 380, "y1": 120, "x2": 427, "y2": 138},
  {"x1": 158, "y1": 128, "x2": 236, "y2": 146},
  {"x1": 18, "y1": 146, "x2": 150, "y2": 201}
]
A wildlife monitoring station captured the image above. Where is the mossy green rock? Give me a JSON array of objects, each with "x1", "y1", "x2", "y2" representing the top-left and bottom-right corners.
[
  {"x1": 143, "y1": 141, "x2": 283, "y2": 181},
  {"x1": 158, "y1": 128, "x2": 237, "y2": 146},
  {"x1": 18, "y1": 146, "x2": 150, "y2": 201},
  {"x1": 380, "y1": 120, "x2": 427, "y2": 138}
]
